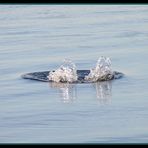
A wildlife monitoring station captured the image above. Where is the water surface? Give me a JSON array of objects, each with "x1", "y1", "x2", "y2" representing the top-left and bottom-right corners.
[{"x1": 0, "y1": 5, "x2": 148, "y2": 143}]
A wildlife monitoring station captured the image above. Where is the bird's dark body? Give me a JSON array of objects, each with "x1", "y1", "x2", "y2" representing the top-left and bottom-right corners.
[{"x1": 22, "y1": 70, "x2": 124, "y2": 83}]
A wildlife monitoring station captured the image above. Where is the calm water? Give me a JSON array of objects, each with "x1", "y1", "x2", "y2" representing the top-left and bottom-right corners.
[{"x1": 1, "y1": 5, "x2": 148, "y2": 143}]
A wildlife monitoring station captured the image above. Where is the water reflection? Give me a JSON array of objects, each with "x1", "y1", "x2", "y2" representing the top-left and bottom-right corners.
[
  {"x1": 94, "y1": 81, "x2": 112, "y2": 105},
  {"x1": 49, "y1": 81, "x2": 112, "y2": 104},
  {"x1": 49, "y1": 82, "x2": 77, "y2": 103}
]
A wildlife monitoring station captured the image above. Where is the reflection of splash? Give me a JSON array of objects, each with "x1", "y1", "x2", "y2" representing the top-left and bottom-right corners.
[
  {"x1": 49, "y1": 82, "x2": 77, "y2": 103},
  {"x1": 49, "y1": 81, "x2": 112, "y2": 104},
  {"x1": 94, "y1": 81, "x2": 112, "y2": 104}
]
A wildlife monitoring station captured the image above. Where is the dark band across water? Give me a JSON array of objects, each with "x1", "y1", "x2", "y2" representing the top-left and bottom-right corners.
[{"x1": 21, "y1": 70, "x2": 124, "y2": 83}]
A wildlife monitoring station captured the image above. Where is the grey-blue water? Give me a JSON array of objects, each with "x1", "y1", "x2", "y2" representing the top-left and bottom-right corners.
[{"x1": 0, "y1": 5, "x2": 148, "y2": 143}]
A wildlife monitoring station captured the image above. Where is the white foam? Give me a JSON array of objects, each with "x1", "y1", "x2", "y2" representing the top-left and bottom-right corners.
[
  {"x1": 47, "y1": 59, "x2": 78, "y2": 83},
  {"x1": 85, "y1": 56, "x2": 113, "y2": 82},
  {"x1": 47, "y1": 57, "x2": 113, "y2": 83}
]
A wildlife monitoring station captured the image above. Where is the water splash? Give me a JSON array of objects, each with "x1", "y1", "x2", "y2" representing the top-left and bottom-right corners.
[
  {"x1": 85, "y1": 56, "x2": 113, "y2": 82},
  {"x1": 47, "y1": 57, "x2": 114, "y2": 83},
  {"x1": 47, "y1": 59, "x2": 78, "y2": 83}
]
